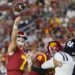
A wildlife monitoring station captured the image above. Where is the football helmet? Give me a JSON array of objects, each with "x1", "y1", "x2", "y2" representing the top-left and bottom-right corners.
[
  {"x1": 34, "y1": 52, "x2": 47, "y2": 66},
  {"x1": 64, "y1": 38, "x2": 75, "y2": 56},
  {"x1": 47, "y1": 41, "x2": 63, "y2": 56}
]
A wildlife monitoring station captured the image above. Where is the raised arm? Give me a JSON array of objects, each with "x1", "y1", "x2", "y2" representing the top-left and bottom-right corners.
[{"x1": 8, "y1": 16, "x2": 22, "y2": 54}]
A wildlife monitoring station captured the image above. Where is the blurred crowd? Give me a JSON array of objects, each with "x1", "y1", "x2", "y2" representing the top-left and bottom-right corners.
[{"x1": 0, "y1": 0, "x2": 75, "y2": 75}]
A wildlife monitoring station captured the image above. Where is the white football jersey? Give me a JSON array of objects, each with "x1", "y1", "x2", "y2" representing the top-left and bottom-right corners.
[
  {"x1": 54, "y1": 52, "x2": 75, "y2": 75},
  {"x1": 41, "y1": 52, "x2": 75, "y2": 75}
]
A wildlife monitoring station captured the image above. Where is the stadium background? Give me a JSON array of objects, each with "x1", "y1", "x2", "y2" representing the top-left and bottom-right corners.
[{"x1": 0, "y1": 0, "x2": 75, "y2": 75}]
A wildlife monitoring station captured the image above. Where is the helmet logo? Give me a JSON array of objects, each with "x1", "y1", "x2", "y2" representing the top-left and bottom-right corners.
[
  {"x1": 67, "y1": 41, "x2": 74, "y2": 47},
  {"x1": 49, "y1": 42, "x2": 57, "y2": 48},
  {"x1": 37, "y1": 55, "x2": 43, "y2": 61}
]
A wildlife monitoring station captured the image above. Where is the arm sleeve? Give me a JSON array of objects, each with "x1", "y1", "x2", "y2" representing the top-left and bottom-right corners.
[{"x1": 41, "y1": 58, "x2": 55, "y2": 69}]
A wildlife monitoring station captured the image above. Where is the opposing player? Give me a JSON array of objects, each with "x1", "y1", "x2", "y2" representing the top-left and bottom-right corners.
[
  {"x1": 6, "y1": 17, "x2": 28, "y2": 75},
  {"x1": 41, "y1": 41, "x2": 75, "y2": 75},
  {"x1": 63, "y1": 38, "x2": 75, "y2": 75}
]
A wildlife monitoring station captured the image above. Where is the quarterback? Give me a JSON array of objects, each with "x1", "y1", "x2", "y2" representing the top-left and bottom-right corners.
[{"x1": 6, "y1": 16, "x2": 27, "y2": 75}]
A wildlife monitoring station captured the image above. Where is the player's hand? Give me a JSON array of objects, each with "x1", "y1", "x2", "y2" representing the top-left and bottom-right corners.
[{"x1": 14, "y1": 16, "x2": 22, "y2": 25}]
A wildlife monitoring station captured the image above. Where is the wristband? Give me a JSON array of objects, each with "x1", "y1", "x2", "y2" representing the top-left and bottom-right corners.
[{"x1": 13, "y1": 24, "x2": 18, "y2": 29}]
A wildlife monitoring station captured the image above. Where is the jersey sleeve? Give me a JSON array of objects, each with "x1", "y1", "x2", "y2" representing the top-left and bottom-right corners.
[{"x1": 41, "y1": 58, "x2": 54, "y2": 69}]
